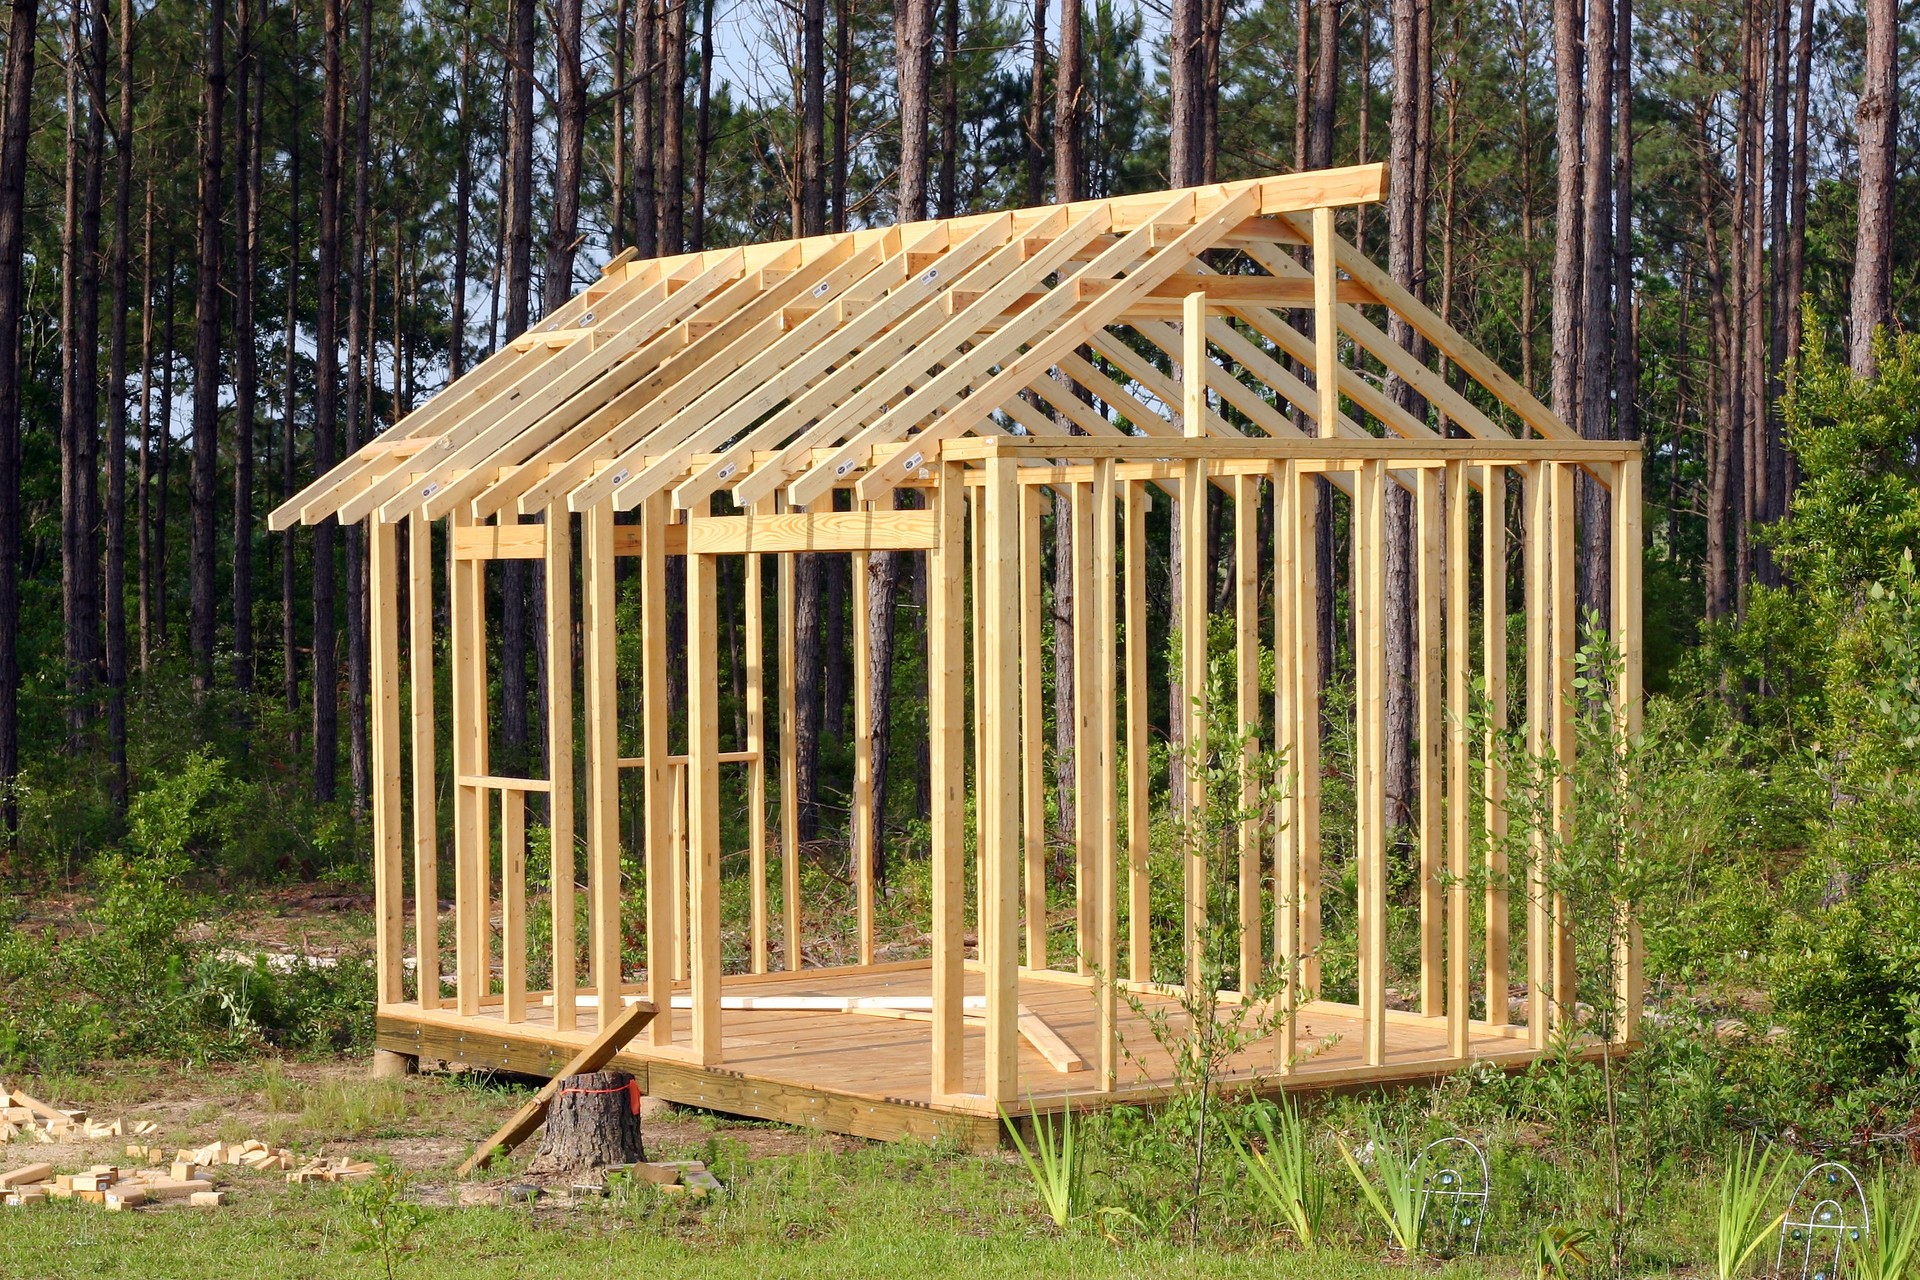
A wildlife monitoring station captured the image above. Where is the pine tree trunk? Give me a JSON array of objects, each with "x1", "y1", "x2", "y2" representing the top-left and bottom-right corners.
[
  {"x1": 897, "y1": 0, "x2": 934, "y2": 221},
  {"x1": 799, "y1": 0, "x2": 826, "y2": 236},
  {"x1": 232, "y1": 0, "x2": 259, "y2": 711},
  {"x1": 1578, "y1": 0, "x2": 1615, "y2": 632},
  {"x1": 281, "y1": 1, "x2": 302, "y2": 743},
  {"x1": 691, "y1": 0, "x2": 713, "y2": 249},
  {"x1": 829, "y1": 0, "x2": 849, "y2": 230},
  {"x1": 0, "y1": 0, "x2": 39, "y2": 843},
  {"x1": 157, "y1": 249, "x2": 175, "y2": 654},
  {"x1": 138, "y1": 173, "x2": 154, "y2": 675},
  {"x1": 500, "y1": 0, "x2": 536, "y2": 767},
  {"x1": 526, "y1": 1072, "x2": 646, "y2": 1176},
  {"x1": 190, "y1": 0, "x2": 226, "y2": 700},
  {"x1": 1026, "y1": 0, "x2": 1046, "y2": 204},
  {"x1": 794, "y1": 555, "x2": 823, "y2": 841},
  {"x1": 105, "y1": 0, "x2": 135, "y2": 804},
  {"x1": 344, "y1": 0, "x2": 374, "y2": 810},
  {"x1": 1383, "y1": 0, "x2": 1426, "y2": 835},
  {"x1": 658, "y1": 0, "x2": 686, "y2": 252},
  {"x1": 451, "y1": 0, "x2": 471, "y2": 377},
  {"x1": 313, "y1": 0, "x2": 345, "y2": 803},
  {"x1": 1849, "y1": 0, "x2": 1895, "y2": 376},
  {"x1": 546, "y1": 0, "x2": 585, "y2": 307},
  {"x1": 937, "y1": 0, "x2": 958, "y2": 216},
  {"x1": 1548, "y1": 0, "x2": 1583, "y2": 432}
]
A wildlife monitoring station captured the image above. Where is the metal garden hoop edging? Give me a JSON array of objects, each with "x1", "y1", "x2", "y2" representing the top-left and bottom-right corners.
[
  {"x1": 1413, "y1": 1136, "x2": 1490, "y2": 1256},
  {"x1": 1777, "y1": 1161, "x2": 1869, "y2": 1280}
]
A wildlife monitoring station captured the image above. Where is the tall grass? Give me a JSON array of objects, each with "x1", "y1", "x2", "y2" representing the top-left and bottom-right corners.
[
  {"x1": 1338, "y1": 1123, "x2": 1425, "y2": 1256},
  {"x1": 1002, "y1": 1102, "x2": 1084, "y2": 1230},
  {"x1": 1850, "y1": 1176, "x2": 1920, "y2": 1280},
  {"x1": 1227, "y1": 1099, "x2": 1326, "y2": 1248},
  {"x1": 1715, "y1": 1139, "x2": 1786, "y2": 1280}
]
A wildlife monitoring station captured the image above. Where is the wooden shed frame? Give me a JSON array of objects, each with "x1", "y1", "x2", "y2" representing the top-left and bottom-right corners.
[{"x1": 275, "y1": 164, "x2": 1644, "y2": 1145}]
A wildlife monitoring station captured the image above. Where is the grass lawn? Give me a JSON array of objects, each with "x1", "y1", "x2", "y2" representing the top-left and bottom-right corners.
[{"x1": 0, "y1": 1058, "x2": 1520, "y2": 1280}]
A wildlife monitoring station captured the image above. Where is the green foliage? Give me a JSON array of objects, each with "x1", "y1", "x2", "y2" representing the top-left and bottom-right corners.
[
  {"x1": 1713, "y1": 1140, "x2": 1786, "y2": 1280},
  {"x1": 0, "y1": 749, "x2": 375, "y2": 1071},
  {"x1": 342, "y1": 1159, "x2": 429, "y2": 1280}
]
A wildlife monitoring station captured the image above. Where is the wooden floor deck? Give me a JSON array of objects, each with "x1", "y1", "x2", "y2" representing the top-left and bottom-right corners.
[{"x1": 377, "y1": 961, "x2": 1553, "y2": 1146}]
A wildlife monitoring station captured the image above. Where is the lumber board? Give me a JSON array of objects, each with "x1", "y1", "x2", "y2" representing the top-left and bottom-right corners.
[
  {"x1": 641, "y1": 494, "x2": 677, "y2": 1039},
  {"x1": 545, "y1": 504, "x2": 578, "y2": 1031},
  {"x1": 1417, "y1": 469, "x2": 1444, "y2": 1017},
  {"x1": 684, "y1": 510, "x2": 938, "y2": 555},
  {"x1": 1020, "y1": 484, "x2": 1045, "y2": 970},
  {"x1": 929, "y1": 462, "x2": 967, "y2": 1097},
  {"x1": 981, "y1": 458, "x2": 1022, "y2": 1102},
  {"x1": 688, "y1": 547, "x2": 725, "y2": 1064},
  {"x1": 1481, "y1": 465, "x2": 1511, "y2": 1025},
  {"x1": 408, "y1": 516, "x2": 440, "y2": 1011},
  {"x1": 454, "y1": 998, "x2": 658, "y2": 1177},
  {"x1": 1446, "y1": 461, "x2": 1472, "y2": 1060},
  {"x1": 1122, "y1": 480, "x2": 1151, "y2": 986},
  {"x1": 369, "y1": 520, "x2": 405, "y2": 1005}
]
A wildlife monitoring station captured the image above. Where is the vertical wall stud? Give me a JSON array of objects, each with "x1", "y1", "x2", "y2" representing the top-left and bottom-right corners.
[
  {"x1": 930, "y1": 461, "x2": 967, "y2": 1098},
  {"x1": 369, "y1": 518, "x2": 404, "y2": 1006},
  {"x1": 1122, "y1": 479, "x2": 1151, "y2": 984},
  {"x1": 545, "y1": 504, "x2": 577, "y2": 1032},
  {"x1": 688, "y1": 547, "x2": 724, "y2": 1065},
  {"x1": 408, "y1": 515, "x2": 439, "y2": 1011},
  {"x1": 1417, "y1": 467, "x2": 1444, "y2": 1018},
  {"x1": 1483, "y1": 465, "x2": 1510, "y2": 1025},
  {"x1": 983, "y1": 457, "x2": 1022, "y2": 1103},
  {"x1": 1445, "y1": 460, "x2": 1471, "y2": 1060},
  {"x1": 1021, "y1": 482, "x2": 1046, "y2": 969},
  {"x1": 583, "y1": 499, "x2": 623, "y2": 1034}
]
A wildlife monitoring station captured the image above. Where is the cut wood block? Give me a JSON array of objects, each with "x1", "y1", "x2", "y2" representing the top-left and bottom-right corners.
[
  {"x1": 145, "y1": 1178, "x2": 215, "y2": 1202},
  {"x1": 6, "y1": 1090, "x2": 72, "y2": 1126},
  {"x1": 1, "y1": 1107, "x2": 29, "y2": 1124},
  {"x1": 192, "y1": 1143, "x2": 222, "y2": 1166},
  {"x1": 45, "y1": 1182, "x2": 73, "y2": 1199},
  {"x1": 0, "y1": 1162, "x2": 52, "y2": 1188},
  {"x1": 171, "y1": 1161, "x2": 208, "y2": 1182},
  {"x1": 29, "y1": 1125, "x2": 52, "y2": 1144},
  {"x1": 104, "y1": 1188, "x2": 147, "y2": 1211},
  {"x1": 241, "y1": 1139, "x2": 267, "y2": 1154},
  {"x1": 76, "y1": 1190, "x2": 106, "y2": 1205},
  {"x1": 0, "y1": 1120, "x2": 18, "y2": 1141},
  {"x1": 189, "y1": 1190, "x2": 227, "y2": 1207},
  {"x1": 680, "y1": 1169, "x2": 724, "y2": 1197},
  {"x1": 131, "y1": 1121, "x2": 157, "y2": 1136},
  {"x1": 4, "y1": 1188, "x2": 47, "y2": 1207},
  {"x1": 627, "y1": 1162, "x2": 689, "y2": 1186},
  {"x1": 69, "y1": 1171, "x2": 114, "y2": 1193}
]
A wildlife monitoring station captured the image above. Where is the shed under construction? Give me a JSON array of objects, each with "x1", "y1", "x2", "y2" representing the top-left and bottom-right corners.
[{"x1": 273, "y1": 163, "x2": 1643, "y2": 1146}]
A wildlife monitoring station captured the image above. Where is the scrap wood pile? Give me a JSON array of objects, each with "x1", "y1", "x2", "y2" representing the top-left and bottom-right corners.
[
  {"x1": 0, "y1": 1083, "x2": 158, "y2": 1144},
  {"x1": 1, "y1": 1155, "x2": 227, "y2": 1211},
  {"x1": 0, "y1": 1077, "x2": 383, "y2": 1212}
]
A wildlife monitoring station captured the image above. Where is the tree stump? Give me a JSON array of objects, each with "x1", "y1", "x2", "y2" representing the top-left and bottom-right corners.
[{"x1": 524, "y1": 1071, "x2": 645, "y2": 1177}]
